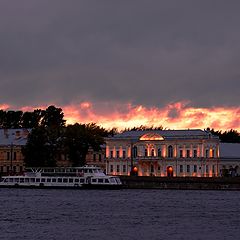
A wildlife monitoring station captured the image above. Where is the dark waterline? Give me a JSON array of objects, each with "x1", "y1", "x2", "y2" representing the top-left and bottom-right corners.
[{"x1": 0, "y1": 189, "x2": 239, "y2": 240}]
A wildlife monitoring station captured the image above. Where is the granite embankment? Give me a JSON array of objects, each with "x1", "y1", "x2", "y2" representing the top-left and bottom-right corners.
[{"x1": 120, "y1": 176, "x2": 240, "y2": 190}]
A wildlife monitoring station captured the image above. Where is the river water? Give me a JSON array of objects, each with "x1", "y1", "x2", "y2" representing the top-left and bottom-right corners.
[{"x1": 0, "y1": 189, "x2": 239, "y2": 240}]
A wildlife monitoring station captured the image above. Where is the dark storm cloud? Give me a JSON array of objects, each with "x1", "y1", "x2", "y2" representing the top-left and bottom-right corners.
[{"x1": 0, "y1": 0, "x2": 240, "y2": 108}]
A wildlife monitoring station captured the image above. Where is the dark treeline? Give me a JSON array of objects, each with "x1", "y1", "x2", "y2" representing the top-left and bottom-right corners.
[
  {"x1": 1, "y1": 105, "x2": 109, "y2": 167},
  {"x1": 207, "y1": 128, "x2": 240, "y2": 143}
]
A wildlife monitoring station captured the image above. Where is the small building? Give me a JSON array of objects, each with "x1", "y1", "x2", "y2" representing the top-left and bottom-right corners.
[
  {"x1": 0, "y1": 129, "x2": 30, "y2": 174},
  {"x1": 105, "y1": 129, "x2": 220, "y2": 177},
  {"x1": 219, "y1": 143, "x2": 240, "y2": 176}
]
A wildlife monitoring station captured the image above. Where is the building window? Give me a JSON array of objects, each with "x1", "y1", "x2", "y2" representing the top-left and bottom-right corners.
[
  {"x1": 145, "y1": 149, "x2": 148, "y2": 157},
  {"x1": 206, "y1": 165, "x2": 209, "y2": 173},
  {"x1": 151, "y1": 149, "x2": 155, "y2": 157},
  {"x1": 123, "y1": 150, "x2": 126, "y2": 159},
  {"x1": 212, "y1": 150, "x2": 215, "y2": 158},
  {"x1": 179, "y1": 150, "x2": 183, "y2": 158},
  {"x1": 186, "y1": 150, "x2": 190, "y2": 158},
  {"x1": 133, "y1": 146, "x2": 138, "y2": 158},
  {"x1": 150, "y1": 165, "x2": 154, "y2": 173},
  {"x1": 110, "y1": 165, "x2": 113, "y2": 172},
  {"x1": 194, "y1": 165, "x2": 197, "y2": 173},
  {"x1": 158, "y1": 166, "x2": 161, "y2": 172},
  {"x1": 110, "y1": 151, "x2": 113, "y2": 158},
  {"x1": 93, "y1": 154, "x2": 96, "y2": 161},
  {"x1": 193, "y1": 150, "x2": 197, "y2": 158},
  {"x1": 205, "y1": 149, "x2": 209, "y2": 158},
  {"x1": 212, "y1": 165, "x2": 215, "y2": 174},
  {"x1": 116, "y1": 165, "x2": 120, "y2": 173},
  {"x1": 180, "y1": 165, "x2": 183, "y2": 173},
  {"x1": 123, "y1": 165, "x2": 126, "y2": 173},
  {"x1": 13, "y1": 152, "x2": 17, "y2": 160},
  {"x1": 168, "y1": 145, "x2": 173, "y2": 158},
  {"x1": 7, "y1": 152, "x2": 10, "y2": 160},
  {"x1": 99, "y1": 154, "x2": 102, "y2": 162},
  {"x1": 116, "y1": 151, "x2": 119, "y2": 158},
  {"x1": 158, "y1": 148, "x2": 161, "y2": 157},
  {"x1": 187, "y1": 165, "x2": 190, "y2": 173}
]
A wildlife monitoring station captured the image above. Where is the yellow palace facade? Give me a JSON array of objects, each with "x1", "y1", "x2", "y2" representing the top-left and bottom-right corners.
[{"x1": 105, "y1": 130, "x2": 220, "y2": 177}]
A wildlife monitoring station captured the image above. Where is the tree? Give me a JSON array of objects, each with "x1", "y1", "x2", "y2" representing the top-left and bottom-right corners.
[
  {"x1": 63, "y1": 123, "x2": 107, "y2": 166},
  {"x1": 22, "y1": 106, "x2": 66, "y2": 167},
  {"x1": 208, "y1": 128, "x2": 240, "y2": 143},
  {"x1": 21, "y1": 109, "x2": 44, "y2": 128},
  {"x1": 22, "y1": 127, "x2": 55, "y2": 167}
]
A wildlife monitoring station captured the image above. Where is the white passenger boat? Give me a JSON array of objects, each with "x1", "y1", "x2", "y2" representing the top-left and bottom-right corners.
[{"x1": 0, "y1": 165, "x2": 122, "y2": 189}]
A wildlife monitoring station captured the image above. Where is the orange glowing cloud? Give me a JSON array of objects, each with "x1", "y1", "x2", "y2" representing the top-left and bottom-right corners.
[
  {"x1": 62, "y1": 101, "x2": 240, "y2": 131},
  {"x1": 1, "y1": 101, "x2": 239, "y2": 131}
]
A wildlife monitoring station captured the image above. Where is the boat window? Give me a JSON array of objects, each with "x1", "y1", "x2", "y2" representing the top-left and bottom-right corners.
[
  {"x1": 14, "y1": 178, "x2": 19, "y2": 183},
  {"x1": 4, "y1": 178, "x2": 9, "y2": 182},
  {"x1": 110, "y1": 178, "x2": 116, "y2": 183},
  {"x1": 69, "y1": 179, "x2": 73, "y2": 183},
  {"x1": 98, "y1": 179, "x2": 103, "y2": 183},
  {"x1": 74, "y1": 179, "x2": 79, "y2": 183},
  {"x1": 47, "y1": 178, "x2": 51, "y2": 183},
  {"x1": 36, "y1": 178, "x2": 40, "y2": 183},
  {"x1": 41, "y1": 178, "x2": 46, "y2": 183},
  {"x1": 57, "y1": 178, "x2": 62, "y2": 183},
  {"x1": 116, "y1": 178, "x2": 121, "y2": 184},
  {"x1": 80, "y1": 179, "x2": 85, "y2": 183},
  {"x1": 63, "y1": 178, "x2": 68, "y2": 183},
  {"x1": 89, "y1": 169, "x2": 93, "y2": 173},
  {"x1": 104, "y1": 179, "x2": 109, "y2": 183},
  {"x1": 52, "y1": 178, "x2": 56, "y2": 183},
  {"x1": 30, "y1": 178, "x2": 35, "y2": 182},
  {"x1": 92, "y1": 179, "x2": 97, "y2": 183},
  {"x1": 25, "y1": 178, "x2": 29, "y2": 183},
  {"x1": 20, "y1": 178, "x2": 24, "y2": 183},
  {"x1": 84, "y1": 169, "x2": 88, "y2": 173},
  {"x1": 9, "y1": 178, "x2": 13, "y2": 183}
]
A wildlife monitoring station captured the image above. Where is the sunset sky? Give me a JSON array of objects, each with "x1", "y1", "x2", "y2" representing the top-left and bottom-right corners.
[{"x1": 0, "y1": 1, "x2": 239, "y2": 131}]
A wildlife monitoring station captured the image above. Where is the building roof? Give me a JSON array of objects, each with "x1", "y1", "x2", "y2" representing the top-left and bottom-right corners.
[
  {"x1": 110, "y1": 129, "x2": 218, "y2": 141},
  {"x1": 220, "y1": 143, "x2": 240, "y2": 158},
  {"x1": 0, "y1": 129, "x2": 30, "y2": 146}
]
